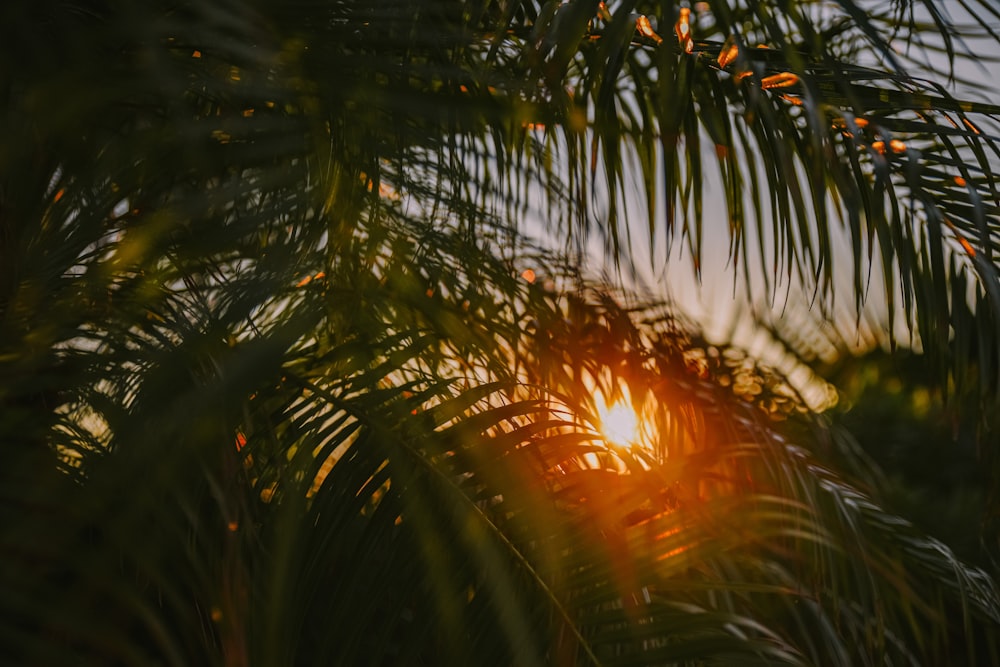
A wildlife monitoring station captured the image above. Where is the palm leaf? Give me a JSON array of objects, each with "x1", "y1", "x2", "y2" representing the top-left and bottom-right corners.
[{"x1": 3, "y1": 1, "x2": 1000, "y2": 665}]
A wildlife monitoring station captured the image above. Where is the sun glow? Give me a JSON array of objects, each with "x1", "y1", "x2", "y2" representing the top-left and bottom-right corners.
[{"x1": 595, "y1": 393, "x2": 640, "y2": 447}]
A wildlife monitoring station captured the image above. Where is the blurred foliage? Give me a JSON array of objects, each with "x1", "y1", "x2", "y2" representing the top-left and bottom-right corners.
[
  {"x1": 824, "y1": 350, "x2": 994, "y2": 568},
  {"x1": 2, "y1": 0, "x2": 1000, "y2": 665}
]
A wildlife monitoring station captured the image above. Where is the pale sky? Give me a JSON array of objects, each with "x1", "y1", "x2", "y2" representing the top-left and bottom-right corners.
[{"x1": 571, "y1": 1, "x2": 1000, "y2": 407}]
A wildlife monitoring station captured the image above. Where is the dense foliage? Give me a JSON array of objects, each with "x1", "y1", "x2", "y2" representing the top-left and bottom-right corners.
[{"x1": 3, "y1": 1, "x2": 1000, "y2": 664}]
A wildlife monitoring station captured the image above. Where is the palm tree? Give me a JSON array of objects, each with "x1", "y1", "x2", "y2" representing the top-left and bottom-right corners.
[{"x1": 3, "y1": 0, "x2": 1000, "y2": 664}]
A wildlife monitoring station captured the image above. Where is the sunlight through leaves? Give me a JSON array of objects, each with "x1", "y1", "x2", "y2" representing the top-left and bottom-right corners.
[{"x1": 595, "y1": 390, "x2": 640, "y2": 447}]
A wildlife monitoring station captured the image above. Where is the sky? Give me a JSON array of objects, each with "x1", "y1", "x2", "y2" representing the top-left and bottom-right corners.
[{"x1": 562, "y1": 0, "x2": 1000, "y2": 407}]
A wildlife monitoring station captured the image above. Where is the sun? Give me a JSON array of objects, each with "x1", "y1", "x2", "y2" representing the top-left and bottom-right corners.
[{"x1": 595, "y1": 393, "x2": 640, "y2": 447}]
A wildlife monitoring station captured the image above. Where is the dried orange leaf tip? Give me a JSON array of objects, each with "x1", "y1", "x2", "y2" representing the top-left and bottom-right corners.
[
  {"x1": 637, "y1": 16, "x2": 662, "y2": 44},
  {"x1": 717, "y1": 43, "x2": 739, "y2": 68},
  {"x1": 760, "y1": 72, "x2": 799, "y2": 89}
]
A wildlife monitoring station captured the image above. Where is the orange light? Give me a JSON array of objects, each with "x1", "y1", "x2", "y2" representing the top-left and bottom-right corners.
[
  {"x1": 192, "y1": 50, "x2": 202, "y2": 58},
  {"x1": 637, "y1": 15, "x2": 663, "y2": 44},
  {"x1": 376, "y1": 182, "x2": 397, "y2": 199},
  {"x1": 833, "y1": 117, "x2": 869, "y2": 134},
  {"x1": 871, "y1": 141, "x2": 886, "y2": 154},
  {"x1": 962, "y1": 117, "x2": 982, "y2": 135},
  {"x1": 655, "y1": 525, "x2": 683, "y2": 541},
  {"x1": 674, "y1": 7, "x2": 693, "y2": 53},
  {"x1": 53, "y1": 188, "x2": 65, "y2": 203},
  {"x1": 656, "y1": 544, "x2": 692, "y2": 561},
  {"x1": 674, "y1": 8, "x2": 691, "y2": 39},
  {"x1": 888, "y1": 139, "x2": 906, "y2": 153},
  {"x1": 958, "y1": 236, "x2": 976, "y2": 257},
  {"x1": 945, "y1": 218, "x2": 977, "y2": 257},
  {"x1": 718, "y1": 42, "x2": 739, "y2": 68},
  {"x1": 760, "y1": 72, "x2": 799, "y2": 89},
  {"x1": 595, "y1": 392, "x2": 640, "y2": 447},
  {"x1": 521, "y1": 268, "x2": 536, "y2": 283},
  {"x1": 954, "y1": 176, "x2": 967, "y2": 187}
]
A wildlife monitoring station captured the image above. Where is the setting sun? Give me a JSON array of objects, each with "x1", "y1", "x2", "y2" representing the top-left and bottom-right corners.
[{"x1": 595, "y1": 394, "x2": 640, "y2": 446}]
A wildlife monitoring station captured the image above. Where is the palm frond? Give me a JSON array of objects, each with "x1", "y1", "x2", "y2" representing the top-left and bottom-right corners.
[{"x1": 4, "y1": 1, "x2": 1000, "y2": 665}]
